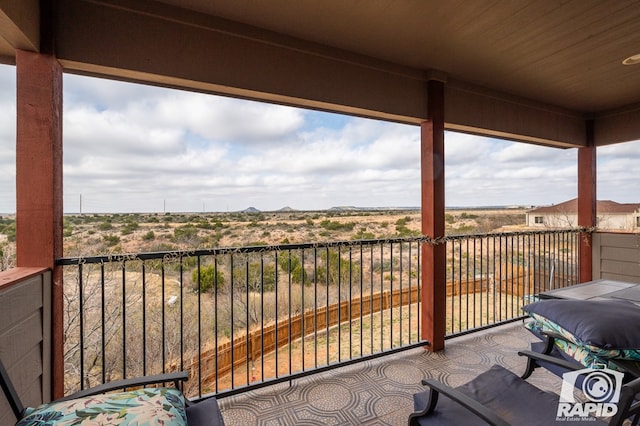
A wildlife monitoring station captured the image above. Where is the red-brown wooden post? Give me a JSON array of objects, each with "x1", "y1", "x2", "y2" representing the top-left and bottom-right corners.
[
  {"x1": 421, "y1": 80, "x2": 446, "y2": 351},
  {"x1": 577, "y1": 120, "x2": 596, "y2": 283},
  {"x1": 16, "y1": 49, "x2": 64, "y2": 398}
]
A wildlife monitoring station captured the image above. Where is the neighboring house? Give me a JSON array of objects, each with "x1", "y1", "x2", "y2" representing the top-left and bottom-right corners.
[{"x1": 526, "y1": 199, "x2": 640, "y2": 230}]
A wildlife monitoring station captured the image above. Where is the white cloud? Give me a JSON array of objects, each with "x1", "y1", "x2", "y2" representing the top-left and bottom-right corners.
[
  {"x1": 445, "y1": 132, "x2": 494, "y2": 165},
  {"x1": 0, "y1": 64, "x2": 16, "y2": 212},
  {"x1": 445, "y1": 138, "x2": 577, "y2": 206},
  {"x1": 1, "y1": 65, "x2": 639, "y2": 213},
  {"x1": 492, "y1": 142, "x2": 564, "y2": 163},
  {"x1": 151, "y1": 92, "x2": 305, "y2": 144},
  {"x1": 597, "y1": 142, "x2": 640, "y2": 203}
]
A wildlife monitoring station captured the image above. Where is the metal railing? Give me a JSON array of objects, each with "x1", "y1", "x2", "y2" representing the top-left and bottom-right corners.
[
  {"x1": 57, "y1": 229, "x2": 582, "y2": 399},
  {"x1": 445, "y1": 229, "x2": 580, "y2": 337}
]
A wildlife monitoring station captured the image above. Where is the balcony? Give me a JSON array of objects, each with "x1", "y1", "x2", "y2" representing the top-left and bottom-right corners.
[{"x1": 3, "y1": 2, "x2": 640, "y2": 424}]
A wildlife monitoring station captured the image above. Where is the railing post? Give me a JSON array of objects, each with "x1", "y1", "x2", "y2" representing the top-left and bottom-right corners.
[
  {"x1": 421, "y1": 79, "x2": 446, "y2": 351},
  {"x1": 578, "y1": 120, "x2": 596, "y2": 282}
]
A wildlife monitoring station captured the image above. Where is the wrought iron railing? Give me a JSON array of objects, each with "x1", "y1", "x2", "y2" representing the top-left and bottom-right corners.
[
  {"x1": 444, "y1": 229, "x2": 580, "y2": 337},
  {"x1": 57, "y1": 229, "x2": 581, "y2": 399}
]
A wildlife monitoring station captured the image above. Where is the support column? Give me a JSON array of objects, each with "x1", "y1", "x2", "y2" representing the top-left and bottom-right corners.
[
  {"x1": 421, "y1": 80, "x2": 446, "y2": 351},
  {"x1": 16, "y1": 49, "x2": 64, "y2": 398},
  {"x1": 577, "y1": 120, "x2": 596, "y2": 283}
]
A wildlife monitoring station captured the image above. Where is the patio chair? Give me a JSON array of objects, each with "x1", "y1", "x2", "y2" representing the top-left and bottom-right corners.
[
  {"x1": 0, "y1": 358, "x2": 224, "y2": 425},
  {"x1": 521, "y1": 332, "x2": 585, "y2": 380},
  {"x1": 408, "y1": 351, "x2": 640, "y2": 425}
]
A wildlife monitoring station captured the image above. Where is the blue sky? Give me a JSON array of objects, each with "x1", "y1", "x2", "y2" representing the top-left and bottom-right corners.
[{"x1": 0, "y1": 63, "x2": 638, "y2": 213}]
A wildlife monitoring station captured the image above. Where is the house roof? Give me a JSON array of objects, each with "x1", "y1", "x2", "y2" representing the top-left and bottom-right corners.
[
  {"x1": 2, "y1": 1, "x2": 640, "y2": 147},
  {"x1": 529, "y1": 199, "x2": 640, "y2": 214}
]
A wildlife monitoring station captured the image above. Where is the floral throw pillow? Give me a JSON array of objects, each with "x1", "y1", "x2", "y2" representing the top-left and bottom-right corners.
[{"x1": 17, "y1": 387, "x2": 187, "y2": 425}]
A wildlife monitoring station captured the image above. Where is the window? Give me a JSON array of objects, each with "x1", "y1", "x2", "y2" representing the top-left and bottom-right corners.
[
  {"x1": 534, "y1": 216, "x2": 544, "y2": 224},
  {"x1": 636, "y1": 216, "x2": 640, "y2": 228}
]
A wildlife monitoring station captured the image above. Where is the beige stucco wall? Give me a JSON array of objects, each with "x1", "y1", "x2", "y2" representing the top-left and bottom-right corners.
[{"x1": 526, "y1": 213, "x2": 639, "y2": 231}]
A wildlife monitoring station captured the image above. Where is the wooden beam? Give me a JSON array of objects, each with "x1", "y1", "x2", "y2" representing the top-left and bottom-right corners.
[
  {"x1": 594, "y1": 104, "x2": 640, "y2": 146},
  {"x1": 577, "y1": 120, "x2": 596, "y2": 282},
  {"x1": 0, "y1": 0, "x2": 40, "y2": 52},
  {"x1": 16, "y1": 49, "x2": 63, "y2": 398},
  {"x1": 445, "y1": 80, "x2": 586, "y2": 148},
  {"x1": 421, "y1": 80, "x2": 446, "y2": 351}
]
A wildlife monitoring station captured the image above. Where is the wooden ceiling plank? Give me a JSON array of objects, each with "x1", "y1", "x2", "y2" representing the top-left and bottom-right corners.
[{"x1": 0, "y1": 0, "x2": 39, "y2": 53}]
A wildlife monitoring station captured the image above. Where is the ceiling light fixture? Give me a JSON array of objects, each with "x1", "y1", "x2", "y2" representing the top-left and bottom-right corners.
[{"x1": 623, "y1": 54, "x2": 640, "y2": 65}]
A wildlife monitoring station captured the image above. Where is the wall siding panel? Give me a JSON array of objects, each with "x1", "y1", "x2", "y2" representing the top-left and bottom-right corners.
[
  {"x1": 601, "y1": 246, "x2": 639, "y2": 261},
  {"x1": 600, "y1": 233, "x2": 640, "y2": 249},
  {"x1": 0, "y1": 277, "x2": 42, "y2": 326},
  {"x1": 593, "y1": 233, "x2": 640, "y2": 283},
  {"x1": 0, "y1": 270, "x2": 51, "y2": 425},
  {"x1": 0, "y1": 312, "x2": 43, "y2": 366}
]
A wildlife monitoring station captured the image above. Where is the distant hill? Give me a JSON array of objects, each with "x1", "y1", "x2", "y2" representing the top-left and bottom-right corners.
[
  {"x1": 277, "y1": 206, "x2": 297, "y2": 212},
  {"x1": 241, "y1": 207, "x2": 261, "y2": 213}
]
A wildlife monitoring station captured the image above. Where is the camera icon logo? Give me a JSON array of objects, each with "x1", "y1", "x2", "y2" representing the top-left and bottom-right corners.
[{"x1": 557, "y1": 367, "x2": 624, "y2": 419}]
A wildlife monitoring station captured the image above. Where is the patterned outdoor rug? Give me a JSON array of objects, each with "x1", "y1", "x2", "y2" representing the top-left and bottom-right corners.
[{"x1": 218, "y1": 321, "x2": 561, "y2": 425}]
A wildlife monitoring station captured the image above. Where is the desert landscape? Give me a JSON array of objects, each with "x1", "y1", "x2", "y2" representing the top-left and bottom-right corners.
[
  {"x1": 54, "y1": 207, "x2": 528, "y2": 259},
  {"x1": 0, "y1": 207, "x2": 528, "y2": 271},
  {"x1": 1, "y1": 207, "x2": 528, "y2": 264}
]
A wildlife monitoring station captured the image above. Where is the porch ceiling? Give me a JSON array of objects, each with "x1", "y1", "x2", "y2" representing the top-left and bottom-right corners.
[
  {"x1": 155, "y1": 0, "x2": 640, "y2": 115},
  {"x1": 2, "y1": 0, "x2": 640, "y2": 147}
]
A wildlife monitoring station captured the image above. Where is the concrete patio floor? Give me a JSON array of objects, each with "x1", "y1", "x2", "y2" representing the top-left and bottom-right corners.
[{"x1": 217, "y1": 321, "x2": 561, "y2": 425}]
